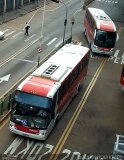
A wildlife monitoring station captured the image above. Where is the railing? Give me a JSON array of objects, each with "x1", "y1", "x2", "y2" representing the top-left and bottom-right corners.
[{"x1": 112, "y1": 134, "x2": 124, "y2": 160}]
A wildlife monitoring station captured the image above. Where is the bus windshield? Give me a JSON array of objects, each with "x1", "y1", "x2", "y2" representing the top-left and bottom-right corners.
[
  {"x1": 11, "y1": 102, "x2": 53, "y2": 130},
  {"x1": 94, "y1": 30, "x2": 116, "y2": 48},
  {"x1": 15, "y1": 91, "x2": 52, "y2": 109},
  {"x1": 10, "y1": 91, "x2": 53, "y2": 129}
]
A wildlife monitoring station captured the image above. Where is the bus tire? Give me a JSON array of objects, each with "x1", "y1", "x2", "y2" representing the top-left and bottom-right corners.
[
  {"x1": 84, "y1": 29, "x2": 86, "y2": 37},
  {"x1": 74, "y1": 84, "x2": 81, "y2": 97},
  {"x1": 55, "y1": 116, "x2": 59, "y2": 125}
]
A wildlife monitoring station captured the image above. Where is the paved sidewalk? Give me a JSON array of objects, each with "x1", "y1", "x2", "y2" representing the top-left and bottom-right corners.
[{"x1": 0, "y1": 0, "x2": 51, "y2": 25}]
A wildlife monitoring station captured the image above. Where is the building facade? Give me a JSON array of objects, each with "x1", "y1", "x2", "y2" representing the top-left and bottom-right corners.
[{"x1": 0, "y1": 0, "x2": 40, "y2": 13}]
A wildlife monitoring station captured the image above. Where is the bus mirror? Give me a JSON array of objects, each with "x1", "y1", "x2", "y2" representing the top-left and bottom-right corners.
[{"x1": 8, "y1": 98, "x2": 14, "y2": 110}]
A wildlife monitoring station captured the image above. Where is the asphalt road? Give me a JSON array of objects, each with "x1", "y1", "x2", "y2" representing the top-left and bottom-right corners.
[
  {"x1": 0, "y1": 0, "x2": 124, "y2": 159},
  {"x1": 0, "y1": 0, "x2": 83, "y2": 97}
]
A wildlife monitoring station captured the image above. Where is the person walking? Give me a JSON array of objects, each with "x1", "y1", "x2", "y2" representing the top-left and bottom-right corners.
[{"x1": 24, "y1": 22, "x2": 30, "y2": 36}]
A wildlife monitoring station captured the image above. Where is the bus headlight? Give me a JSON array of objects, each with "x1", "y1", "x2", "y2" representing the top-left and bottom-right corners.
[
  {"x1": 10, "y1": 121, "x2": 15, "y2": 128},
  {"x1": 39, "y1": 130, "x2": 46, "y2": 136}
]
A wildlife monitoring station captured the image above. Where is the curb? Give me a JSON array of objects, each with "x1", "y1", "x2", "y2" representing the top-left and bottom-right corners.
[{"x1": 0, "y1": 110, "x2": 11, "y2": 126}]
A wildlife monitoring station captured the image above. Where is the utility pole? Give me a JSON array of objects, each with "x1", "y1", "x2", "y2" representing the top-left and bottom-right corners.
[{"x1": 51, "y1": 0, "x2": 67, "y2": 45}]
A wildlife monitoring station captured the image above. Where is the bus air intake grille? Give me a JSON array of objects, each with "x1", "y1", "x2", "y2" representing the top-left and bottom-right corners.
[{"x1": 44, "y1": 65, "x2": 58, "y2": 75}]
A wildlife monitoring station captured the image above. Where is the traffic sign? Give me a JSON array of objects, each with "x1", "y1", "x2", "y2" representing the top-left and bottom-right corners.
[{"x1": 37, "y1": 47, "x2": 42, "y2": 53}]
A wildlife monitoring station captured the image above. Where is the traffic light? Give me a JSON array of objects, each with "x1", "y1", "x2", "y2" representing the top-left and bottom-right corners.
[{"x1": 51, "y1": 0, "x2": 59, "y2": 3}]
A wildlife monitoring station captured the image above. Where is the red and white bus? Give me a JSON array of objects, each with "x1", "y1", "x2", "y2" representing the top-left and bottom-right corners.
[
  {"x1": 9, "y1": 44, "x2": 90, "y2": 140},
  {"x1": 84, "y1": 7, "x2": 118, "y2": 55},
  {"x1": 120, "y1": 65, "x2": 124, "y2": 91}
]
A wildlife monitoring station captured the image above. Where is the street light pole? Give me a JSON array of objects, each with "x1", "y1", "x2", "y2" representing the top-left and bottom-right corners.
[
  {"x1": 70, "y1": 16, "x2": 75, "y2": 42},
  {"x1": 37, "y1": 0, "x2": 46, "y2": 67},
  {"x1": 51, "y1": 0, "x2": 67, "y2": 45},
  {"x1": 40, "y1": 0, "x2": 47, "y2": 47},
  {"x1": 61, "y1": 1, "x2": 67, "y2": 45}
]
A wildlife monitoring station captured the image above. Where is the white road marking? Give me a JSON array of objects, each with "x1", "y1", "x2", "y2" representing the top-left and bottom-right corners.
[
  {"x1": 4, "y1": 137, "x2": 23, "y2": 155},
  {"x1": 13, "y1": 57, "x2": 37, "y2": 64},
  {"x1": 114, "y1": 49, "x2": 120, "y2": 57},
  {"x1": 47, "y1": 37, "x2": 57, "y2": 46},
  {"x1": 5, "y1": 31, "x2": 16, "y2": 37},
  {"x1": 4, "y1": 137, "x2": 107, "y2": 160},
  {"x1": 122, "y1": 53, "x2": 124, "y2": 59},
  {"x1": 12, "y1": 32, "x2": 23, "y2": 38},
  {"x1": 96, "y1": 0, "x2": 118, "y2": 3},
  {"x1": 28, "y1": 10, "x2": 38, "y2": 24},
  {"x1": 55, "y1": 41, "x2": 62, "y2": 48},
  {"x1": 24, "y1": 34, "x2": 36, "y2": 42},
  {"x1": 3, "y1": 29, "x2": 9, "y2": 32},
  {"x1": 0, "y1": 74, "x2": 11, "y2": 84},
  {"x1": 0, "y1": 38, "x2": 8, "y2": 43}
]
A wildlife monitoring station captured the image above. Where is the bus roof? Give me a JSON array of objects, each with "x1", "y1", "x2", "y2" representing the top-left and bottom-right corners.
[
  {"x1": 17, "y1": 44, "x2": 89, "y2": 98},
  {"x1": 88, "y1": 7, "x2": 116, "y2": 32}
]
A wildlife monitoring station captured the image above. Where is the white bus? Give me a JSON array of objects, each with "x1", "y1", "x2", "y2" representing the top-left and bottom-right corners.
[
  {"x1": 9, "y1": 44, "x2": 90, "y2": 140},
  {"x1": 84, "y1": 7, "x2": 118, "y2": 55}
]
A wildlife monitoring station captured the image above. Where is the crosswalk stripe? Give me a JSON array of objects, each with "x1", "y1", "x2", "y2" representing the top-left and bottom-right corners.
[
  {"x1": 24, "y1": 34, "x2": 36, "y2": 42},
  {"x1": 0, "y1": 38, "x2": 8, "y2": 44},
  {"x1": 3, "y1": 29, "x2": 9, "y2": 32},
  {"x1": 12, "y1": 32, "x2": 23, "y2": 38},
  {"x1": 114, "y1": 49, "x2": 120, "y2": 57},
  {"x1": 47, "y1": 37, "x2": 57, "y2": 46},
  {"x1": 6, "y1": 31, "x2": 16, "y2": 37}
]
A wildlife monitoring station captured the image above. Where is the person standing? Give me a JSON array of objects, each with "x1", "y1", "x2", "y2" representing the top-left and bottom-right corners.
[{"x1": 25, "y1": 22, "x2": 30, "y2": 36}]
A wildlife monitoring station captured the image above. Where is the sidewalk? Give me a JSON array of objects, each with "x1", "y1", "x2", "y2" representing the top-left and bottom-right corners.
[{"x1": 0, "y1": 0, "x2": 51, "y2": 25}]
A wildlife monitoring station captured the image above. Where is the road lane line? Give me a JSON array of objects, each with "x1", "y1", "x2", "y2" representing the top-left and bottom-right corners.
[
  {"x1": 24, "y1": 34, "x2": 36, "y2": 42},
  {"x1": 0, "y1": 112, "x2": 10, "y2": 130},
  {"x1": 55, "y1": 41, "x2": 62, "y2": 48},
  {"x1": 28, "y1": 10, "x2": 38, "y2": 24},
  {"x1": 0, "y1": 38, "x2": 8, "y2": 44},
  {"x1": 0, "y1": 38, "x2": 39, "y2": 68},
  {"x1": 13, "y1": 57, "x2": 37, "y2": 63},
  {"x1": 6, "y1": 31, "x2": 16, "y2": 37},
  {"x1": 47, "y1": 37, "x2": 57, "y2": 46},
  {"x1": 12, "y1": 32, "x2": 23, "y2": 38},
  {"x1": 3, "y1": 29, "x2": 9, "y2": 32},
  {"x1": 49, "y1": 59, "x2": 107, "y2": 160}
]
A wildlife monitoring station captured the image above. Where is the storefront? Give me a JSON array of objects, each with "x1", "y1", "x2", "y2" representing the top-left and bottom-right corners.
[
  {"x1": 0, "y1": 0, "x2": 44, "y2": 13},
  {"x1": 6, "y1": 0, "x2": 14, "y2": 11}
]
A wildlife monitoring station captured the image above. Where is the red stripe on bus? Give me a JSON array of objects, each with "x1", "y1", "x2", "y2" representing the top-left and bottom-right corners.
[{"x1": 15, "y1": 124, "x2": 39, "y2": 134}]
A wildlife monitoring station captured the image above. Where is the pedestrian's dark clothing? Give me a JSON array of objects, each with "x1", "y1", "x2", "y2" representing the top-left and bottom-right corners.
[{"x1": 25, "y1": 24, "x2": 30, "y2": 36}]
